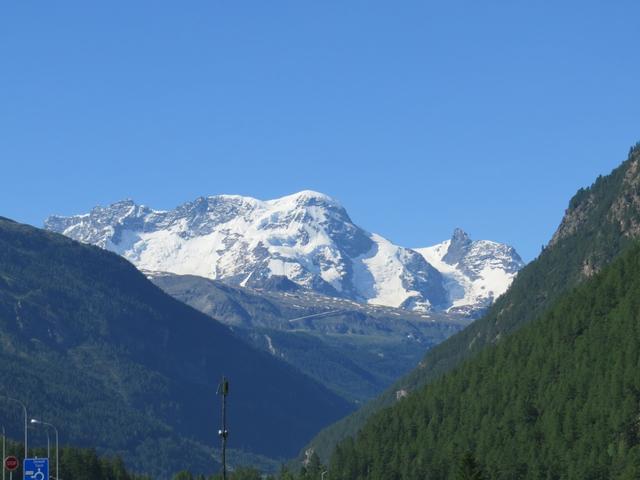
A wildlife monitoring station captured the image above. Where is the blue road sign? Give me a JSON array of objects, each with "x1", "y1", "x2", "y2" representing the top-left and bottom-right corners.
[{"x1": 23, "y1": 458, "x2": 48, "y2": 480}]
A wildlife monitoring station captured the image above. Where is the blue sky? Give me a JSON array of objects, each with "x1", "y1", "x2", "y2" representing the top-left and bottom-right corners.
[{"x1": 2, "y1": 1, "x2": 639, "y2": 261}]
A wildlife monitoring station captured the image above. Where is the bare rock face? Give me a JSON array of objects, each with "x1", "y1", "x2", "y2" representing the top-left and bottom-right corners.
[
  {"x1": 609, "y1": 157, "x2": 640, "y2": 238},
  {"x1": 547, "y1": 145, "x2": 640, "y2": 280},
  {"x1": 549, "y1": 192, "x2": 596, "y2": 248},
  {"x1": 443, "y1": 228, "x2": 473, "y2": 265},
  {"x1": 551, "y1": 147, "x2": 640, "y2": 248}
]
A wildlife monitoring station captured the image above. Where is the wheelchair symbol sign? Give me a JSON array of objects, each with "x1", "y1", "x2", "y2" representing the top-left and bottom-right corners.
[{"x1": 23, "y1": 458, "x2": 48, "y2": 480}]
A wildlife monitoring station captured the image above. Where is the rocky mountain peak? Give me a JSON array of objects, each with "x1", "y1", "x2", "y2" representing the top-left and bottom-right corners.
[
  {"x1": 443, "y1": 228, "x2": 472, "y2": 265},
  {"x1": 451, "y1": 227, "x2": 470, "y2": 242}
]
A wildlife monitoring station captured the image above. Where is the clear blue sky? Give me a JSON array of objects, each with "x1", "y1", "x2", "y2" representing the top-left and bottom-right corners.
[{"x1": 2, "y1": 1, "x2": 639, "y2": 261}]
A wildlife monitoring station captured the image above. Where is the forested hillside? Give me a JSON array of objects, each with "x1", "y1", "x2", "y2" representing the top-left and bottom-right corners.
[
  {"x1": 0, "y1": 217, "x2": 352, "y2": 477},
  {"x1": 328, "y1": 241, "x2": 640, "y2": 479},
  {"x1": 308, "y1": 143, "x2": 640, "y2": 460}
]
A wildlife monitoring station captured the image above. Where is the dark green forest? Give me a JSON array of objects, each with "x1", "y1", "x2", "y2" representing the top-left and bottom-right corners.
[
  {"x1": 0, "y1": 438, "x2": 150, "y2": 480},
  {"x1": 171, "y1": 451, "x2": 327, "y2": 480},
  {"x1": 326, "y1": 241, "x2": 640, "y2": 479},
  {"x1": 307, "y1": 143, "x2": 640, "y2": 461}
]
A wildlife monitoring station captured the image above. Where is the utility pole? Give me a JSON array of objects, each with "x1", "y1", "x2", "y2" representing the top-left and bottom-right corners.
[
  {"x1": 30, "y1": 420, "x2": 58, "y2": 480},
  {"x1": 217, "y1": 376, "x2": 229, "y2": 480},
  {"x1": 45, "y1": 430, "x2": 50, "y2": 465},
  {"x1": 1, "y1": 397, "x2": 27, "y2": 460}
]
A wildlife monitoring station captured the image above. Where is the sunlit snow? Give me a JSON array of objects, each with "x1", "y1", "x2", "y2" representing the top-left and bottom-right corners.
[{"x1": 45, "y1": 191, "x2": 524, "y2": 315}]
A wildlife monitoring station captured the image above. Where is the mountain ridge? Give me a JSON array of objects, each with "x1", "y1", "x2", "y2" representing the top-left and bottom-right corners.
[{"x1": 45, "y1": 191, "x2": 524, "y2": 318}]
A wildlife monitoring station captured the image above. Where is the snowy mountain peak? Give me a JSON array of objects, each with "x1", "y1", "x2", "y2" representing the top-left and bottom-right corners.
[
  {"x1": 276, "y1": 189, "x2": 340, "y2": 206},
  {"x1": 45, "y1": 192, "x2": 524, "y2": 316},
  {"x1": 416, "y1": 230, "x2": 524, "y2": 316}
]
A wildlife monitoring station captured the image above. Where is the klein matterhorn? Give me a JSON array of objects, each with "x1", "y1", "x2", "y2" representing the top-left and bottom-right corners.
[{"x1": 45, "y1": 191, "x2": 524, "y2": 316}]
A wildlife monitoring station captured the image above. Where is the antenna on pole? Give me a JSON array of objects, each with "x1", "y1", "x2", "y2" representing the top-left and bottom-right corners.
[{"x1": 217, "y1": 376, "x2": 229, "y2": 480}]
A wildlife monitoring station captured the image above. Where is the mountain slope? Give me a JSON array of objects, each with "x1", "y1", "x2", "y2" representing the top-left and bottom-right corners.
[
  {"x1": 149, "y1": 272, "x2": 467, "y2": 403},
  {"x1": 0, "y1": 217, "x2": 352, "y2": 476},
  {"x1": 306, "y1": 143, "x2": 640, "y2": 461},
  {"x1": 44, "y1": 191, "x2": 522, "y2": 316},
  {"x1": 328, "y1": 240, "x2": 640, "y2": 479}
]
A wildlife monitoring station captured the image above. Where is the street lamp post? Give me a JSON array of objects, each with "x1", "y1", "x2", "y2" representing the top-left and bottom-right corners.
[
  {"x1": 29, "y1": 424, "x2": 50, "y2": 469},
  {"x1": 30, "y1": 420, "x2": 58, "y2": 480},
  {"x1": 44, "y1": 430, "x2": 50, "y2": 463},
  {"x1": 0, "y1": 397, "x2": 27, "y2": 459},
  {"x1": 2, "y1": 425, "x2": 6, "y2": 480}
]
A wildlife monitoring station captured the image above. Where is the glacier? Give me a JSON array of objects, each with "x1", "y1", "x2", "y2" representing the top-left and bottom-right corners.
[{"x1": 45, "y1": 191, "x2": 524, "y2": 316}]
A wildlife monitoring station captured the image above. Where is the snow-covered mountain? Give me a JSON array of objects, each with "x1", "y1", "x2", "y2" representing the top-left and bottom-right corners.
[
  {"x1": 415, "y1": 228, "x2": 524, "y2": 316},
  {"x1": 44, "y1": 191, "x2": 523, "y2": 315}
]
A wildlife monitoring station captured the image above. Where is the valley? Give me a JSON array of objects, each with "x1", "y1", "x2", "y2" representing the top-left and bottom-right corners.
[
  {"x1": 4, "y1": 3, "x2": 638, "y2": 478},
  {"x1": 150, "y1": 271, "x2": 468, "y2": 402}
]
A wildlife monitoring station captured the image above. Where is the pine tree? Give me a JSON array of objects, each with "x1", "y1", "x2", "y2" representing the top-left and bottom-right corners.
[{"x1": 455, "y1": 452, "x2": 485, "y2": 480}]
